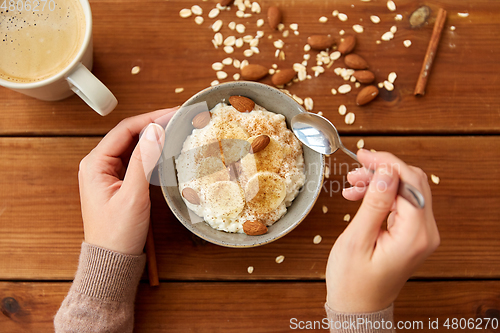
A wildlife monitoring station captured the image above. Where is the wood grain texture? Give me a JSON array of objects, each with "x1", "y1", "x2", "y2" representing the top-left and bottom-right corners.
[
  {"x1": 0, "y1": 136, "x2": 498, "y2": 280},
  {"x1": 1, "y1": 281, "x2": 499, "y2": 332},
  {"x1": 0, "y1": 0, "x2": 499, "y2": 135}
]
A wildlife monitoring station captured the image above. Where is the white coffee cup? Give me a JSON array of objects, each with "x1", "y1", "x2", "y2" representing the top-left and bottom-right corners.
[{"x1": 0, "y1": 0, "x2": 117, "y2": 116}]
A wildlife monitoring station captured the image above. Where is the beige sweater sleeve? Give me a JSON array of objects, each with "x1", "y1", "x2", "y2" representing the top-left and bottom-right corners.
[
  {"x1": 325, "y1": 303, "x2": 395, "y2": 333},
  {"x1": 54, "y1": 242, "x2": 146, "y2": 333}
]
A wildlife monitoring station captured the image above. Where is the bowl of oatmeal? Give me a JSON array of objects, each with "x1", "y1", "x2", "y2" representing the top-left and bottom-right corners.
[{"x1": 159, "y1": 81, "x2": 324, "y2": 247}]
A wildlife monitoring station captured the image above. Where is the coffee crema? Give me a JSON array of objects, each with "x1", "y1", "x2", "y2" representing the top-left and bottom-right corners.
[{"x1": 0, "y1": 0, "x2": 86, "y2": 83}]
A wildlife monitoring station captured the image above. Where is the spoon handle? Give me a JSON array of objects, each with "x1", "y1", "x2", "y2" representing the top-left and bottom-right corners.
[{"x1": 340, "y1": 146, "x2": 425, "y2": 209}]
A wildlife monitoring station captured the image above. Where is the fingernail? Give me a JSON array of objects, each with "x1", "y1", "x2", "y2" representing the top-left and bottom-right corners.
[
  {"x1": 145, "y1": 123, "x2": 164, "y2": 142},
  {"x1": 375, "y1": 166, "x2": 393, "y2": 188},
  {"x1": 348, "y1": 168, "x2": 360, "y2": 175}
]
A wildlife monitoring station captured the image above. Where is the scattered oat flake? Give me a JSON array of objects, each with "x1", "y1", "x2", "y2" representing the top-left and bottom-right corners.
[
  {"x1": 395, "y1": 14, "x2": 403, "y2": 21},
  {"x1": 404, "y1": 40, "x2": 412, "y2": 47},
  {"x1": 381, "y1": 31, "x2": 394, "y2": 41},
  {"x1": 211, "y1": 80, "x2": 219, "y2": 86},
  {"x1": 233, "y1": 59, "x2": 241, "y2": 68},
  {"x1": 344, "y1": 214, "x2": 351, "y2": 222},
  {"x1": 304, "y1": 97, "x2": 314, "y2": 111},
  {"x1": 384, "y1": 80, "x2": 394, "y2": 91},
  {"x1": 317, "y1": 111, "x2": 323, "y2": 116},
  {"x1": 243, "y1": 49, "x2": 253, "y2": 57},
  {"x1": 274, "y1": 40, "x2": 285, "y2": 49},
  {"x1": 236, "y1": 10, "x2": 245, "y2": 18},
  {"x1": 450, "y1": 26, "x2": 456, "y2": 31},
  {"x1": 247, "y1": 266, "x2": 254, "y2": 274},
  {"x1": 292, "y1": 94, "x2": 303, "y2": 105},
  {"x1": 357, "y1": 139, "x2": 365, "y2": 149},
  {"x1": 345, "y1": 112, "x2": 355, "y2": 125},
  {"x1": 294, "y1": 30, "x2": 299, "y2": 36},
  {"x1": 179, "y1": 9, "x2": 192, "y2": 18},
  {"x1": 131, "y1": 66, "x2": 140, "y2": 75},
  {"x1": 224, "y1": 46, "x2": 234, "y2": 54},
  {"x1": 431, "y1": 174, "x2": 440, "y2": 184},
  {"x1": 353, "y1": 24, "x2": 364, "y2": 33},
  {"x1": 325, "y1": 165, "x2": 331, "y2": 178},
  {"x1": 229, "y1": 21, "x2": 236, "y2": 30},
  {"x1": 387, "y1": 0, "x2": 396, "y2": 11},
  {"x1": 194, "y1": 16, "x2": 204, "y2": 25},
  {"x1": 212, "y1": 20, "x2": 223, "y2": 32},
  {"x1": 222, "y1": 57, "x2": 233, "y2": 65},
  {"x1": 175, "y1": 87, "x2": 184, "y2": 93},
  {"x1": 370, "y1": 15, "x2": 381, "y2": 24},
  {"x1": 224, "y1": 36, "x2": 236, "y2": 46},
  {"x1": 251, "y1": 1, "x2": 261, "y2": 13},
  {"x1": 338, "y1": 13, "x2": 348, "y2": 22},
  {"x1": 313, "y1": 235, "x2": 323, "y2": 245},
  {"x1": 216, "y1": 71, "x2": 228, "y2": 80},
  {"x1": 319, "y1": 16, "x2": 328, "y2": 23},
  {"x1": 212, "y1": 62, "x2": 224, "y2": 71},
  {"x1": 458, "y1": 12, "x2": 469, "y2": 17},
  {"x1": 256, "y1": 18, "x2": 264, "y2": 27},
  {"x1": 233, "y1": 73, "x2": 240, "y2": 80},
  {"x1": 376, "y1": 40, "x2": 381, "y2": 44},
  {"x1": 390, "y1": 25, "x2": 398, "y2": 34},
  {"x1": 208, "y1": 8, "x2": 220, "y2": 19},
  {"x1": 275, "y1": 255, "x2": 285, "y2": 264},
  {"x1": 355, "y1": 82, "x2": 361, "y2": 88},
  {"x1": 290, "y1": 23, "x2": 299, "y2": 31},
  {"x1": 191, "y1": 5, "x2": 202, "y2": 15},
  {"x1": 236, "y1": 24, "x2": 246, "y2": 33},
  {"x1": 388, "y1": 72, "x2": 397, "y2": 83},
  {"x1": 332, "y1": 10, "x2": 339, "y2": 17},
  {"x1": 338, "y1": 84, "x2": 352, "y2": 94},
  {"x1": 331, "y1": 88, "x2": 337, "y2": 95},
  {"x1": 240, "y1": 60, "x2": 249, "y2": 68},
  {"x1": 378, "y1": 82, "x2": 384, "y2": 88},
  {"x1": 322, "y1": 205, "x2": 328, "y2": 214},
  {"x1": 339, "y1": 29, "x2": 345, "y2": 36},
  {"x1": 338, "y1": 104, "x2": 347, "y2": 115}
]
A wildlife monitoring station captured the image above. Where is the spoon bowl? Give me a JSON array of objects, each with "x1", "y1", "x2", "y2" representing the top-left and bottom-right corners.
[{"x1": 291, "y1": 112, "x2": 425, "y2": 209}]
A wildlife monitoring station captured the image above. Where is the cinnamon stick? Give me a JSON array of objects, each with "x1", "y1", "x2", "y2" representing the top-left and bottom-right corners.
[
  {"x1": 146, "y1": 221, "x2": 159, "y2": 287},
  {"x1": 414, "y1": 8, "x2": 447, "y2": 96}
]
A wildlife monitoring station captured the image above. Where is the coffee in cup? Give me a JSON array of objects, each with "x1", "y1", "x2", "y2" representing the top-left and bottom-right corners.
[{"x1": 0, "y1": 0, "x2": 86, "y2": 83}]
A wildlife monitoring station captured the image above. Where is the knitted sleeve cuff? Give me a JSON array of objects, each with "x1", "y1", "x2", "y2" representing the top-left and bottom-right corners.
[
  {"x1": 324, "y1": 302, "x2": 395, "y2": 333},
  {"x1": 72, "y1": 242, "x2": 147, "y2": 303}
]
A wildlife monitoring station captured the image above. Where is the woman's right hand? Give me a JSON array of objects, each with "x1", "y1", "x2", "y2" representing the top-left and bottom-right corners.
[{"x1": 326, "y1": 149, "x2": 440, "y2": 313}]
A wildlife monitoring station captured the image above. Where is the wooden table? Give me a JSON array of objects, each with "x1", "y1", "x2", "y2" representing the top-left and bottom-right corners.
[{"x1": 1, "y1": 0, "x2": 499, "y2": 331}]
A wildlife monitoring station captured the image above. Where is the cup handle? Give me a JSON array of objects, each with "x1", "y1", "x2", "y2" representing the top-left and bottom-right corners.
[{"x1": 66, "y1": 63, "x2": 118, "y2": 116}]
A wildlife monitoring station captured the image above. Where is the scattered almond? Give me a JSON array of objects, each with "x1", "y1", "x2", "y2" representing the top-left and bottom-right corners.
[
  {"x1": 229, "y1": 95, "x2": 255, "y2": 112},
  {"x1": 250, "y1": 135, "x2": 270, "y2": 153},
  {"x1": 344, "y1": 54, "x2": 369, "y2": 69},
  {"x1": 243, "y1": 220, "x2": 268, "y2": 235},
  {"x1": 353, "y1": 70, "x2": 375, "y2": 84},
  {"x1": 271, "y1": 68, "x2": 296, "y2": 86},
  {"x1": 182, "y1": 187, "x2": 200, "y2": 205},
  {"x1": 268, "y1": 6, "x2": 282, "y2": 30},
  {"x1": 241, "y1": 64, "x2": 268, "y2": 81},
  {"x1": 192, "y1": 111, "x2": 211, "y2": 129},
  {"x1": 338, "y1": 35, "x2": 356, "y2": 54},
  {"x1": 307, "y1": 35, "x2": 335, "y2": 50},
  {"x1": 356, "y1": 85, "x2": 379, "y2": 105}
]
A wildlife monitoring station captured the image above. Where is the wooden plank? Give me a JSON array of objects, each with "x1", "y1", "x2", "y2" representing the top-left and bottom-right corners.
[
  {"x1": 1, "y1": 281, "x2": 499, "y2": 332},
  {"x1": 0, "y1": 136, "x2": 498, "y2": 280},
  {"x1": 0, "y1": 0, "x2": 500, "y2": 135}
]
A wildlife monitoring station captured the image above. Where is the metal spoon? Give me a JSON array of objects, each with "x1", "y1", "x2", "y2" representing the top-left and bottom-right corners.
[{"x1": 291, "y1": 112, "x2": 425, "y2": 209}]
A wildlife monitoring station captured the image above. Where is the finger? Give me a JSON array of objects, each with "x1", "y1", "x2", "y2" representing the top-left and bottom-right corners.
[
  {"x1": 347, "y1": 168, "x2": 373, "y2": 186},
  {"x1": 342, "y1": 186, "x2": 367, "y2": 201},
  {"x1": 346, "y1": 165, "x2": 400, "y2": 247},
  {"x1": 95, "y1": 107, "x2": 178, "y2": 158},
  {"x1": 121, "y1": 123, "x2": 166, "y2": 195}
]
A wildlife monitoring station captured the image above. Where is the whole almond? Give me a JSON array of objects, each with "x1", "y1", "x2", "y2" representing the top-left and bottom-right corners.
[
  {"x1": 307, "y1": 35, "x2": 335, "y2": 50},
  {"x1": 192, "y1": 111, "x2": 211, "y2": 129},
  {"x1": 241, "y1": 64, "x2": 268, "y2": 81},
  {"x1": 356, "y1": 85, "x2": 379, "y2": 106},
  {"x1": 243, "y1": 220, "x2": 268, "y2": 236},
  {"x1": 182, "y1": 187, "x2": 201, "y2": 205},
  {"x1": 344, "y1": 54, "x2": 369, "y2": 69},
  {"x1": 229, "y1": 95, "x2": 255, "y2": 112},
  {"x1": 271, "y1": 69, "x2": 296, "y2": 86},
  {"x1": 338, "y1": 35, "x2": 356, "y2": 54},
  {"x1": 267, "y1": 6, "x2": 282, "y2": 30},
  {"x1": 220, "y1": 0, "x2": 234, "y2": 6},
  {"x1": 353, "y1": 70, "x2": 375, "y2": 84},
  {"x1": 250, "y1": 135, "x2": 270, "y2": 153}
]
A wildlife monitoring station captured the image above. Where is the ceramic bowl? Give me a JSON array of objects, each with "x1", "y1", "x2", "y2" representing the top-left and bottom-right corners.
[{"x1": 159, "y1": 81, "x2": 324, "y2": 248}]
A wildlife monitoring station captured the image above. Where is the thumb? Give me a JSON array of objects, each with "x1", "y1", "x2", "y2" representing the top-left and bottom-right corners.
[
  {"x1": 122, "y1": 123, "x2": 165, "y2": 195},
  {"x1": 348, "y1": 165, "x2": 399, "y2": 245}
]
